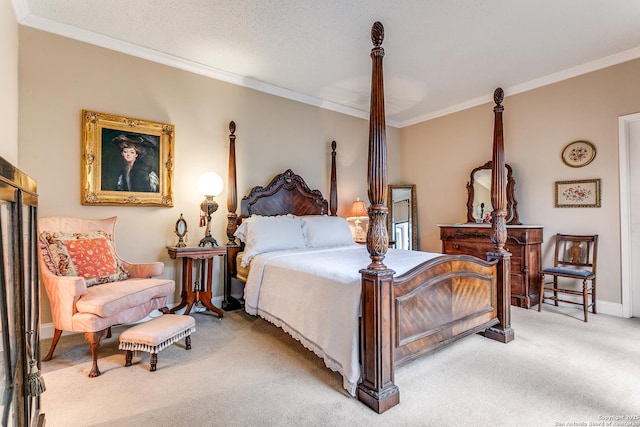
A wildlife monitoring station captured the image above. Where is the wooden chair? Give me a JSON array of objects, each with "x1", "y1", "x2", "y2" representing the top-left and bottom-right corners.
[{"x1": 538, "y1": 234, "x2": 598, "y2": 322}]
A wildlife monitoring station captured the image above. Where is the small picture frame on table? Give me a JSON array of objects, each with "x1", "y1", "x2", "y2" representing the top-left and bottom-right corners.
[{"x1": 554, "y1": 179, "x2": 601, "y2": 208}]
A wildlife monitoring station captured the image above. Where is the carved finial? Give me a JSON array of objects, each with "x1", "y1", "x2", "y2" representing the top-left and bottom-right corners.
[
  {"x1": 229, "y1": 121, "x2": 236, "y2": 134},
  {"x1": 371, "y1": 21, "x2": 384, "y2": 47},
  {"x1": 494, "y1": 88, "x2": 504, "y2": 106},
  {"x1": 331, "y1": 140, "x2": 336, "y2": 151}
]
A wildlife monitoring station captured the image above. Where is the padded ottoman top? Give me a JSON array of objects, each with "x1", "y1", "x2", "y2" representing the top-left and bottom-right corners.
[{"x1": 119, "y1": 314, "x2": 196, "y2": 347}]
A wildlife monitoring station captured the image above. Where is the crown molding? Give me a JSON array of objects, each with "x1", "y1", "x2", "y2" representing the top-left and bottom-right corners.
[
  {"x1": 16, "y1": 10, "x2": 382, "y2": 125},
  {"x1": 399, "y1": 45, "x2": 640, "y2": 128}
]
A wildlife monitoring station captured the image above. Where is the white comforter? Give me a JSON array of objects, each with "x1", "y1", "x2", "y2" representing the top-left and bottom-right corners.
[{"x1": 244, "y1": 244, "x2": 440, "y2": 396}]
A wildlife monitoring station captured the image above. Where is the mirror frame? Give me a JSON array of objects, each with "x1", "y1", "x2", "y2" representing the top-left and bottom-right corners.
[
  {"x1": 387, "y1": 184, "x2": 418, "y2": 250},
  {"x1": 466, "y1": 161, "x2": 521, "y2": 225}
]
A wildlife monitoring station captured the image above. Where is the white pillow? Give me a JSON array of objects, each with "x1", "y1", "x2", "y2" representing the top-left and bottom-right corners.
[
  {"x1": 240, "y1": 215, "x2": 306, "y2": 267},
  {"x1": 301, "y1": 215, "x2": 355, "y2": 248},
  {"x1": 234, "y1": 214, "x2": 293, "y2": 242},
  {"x1": 233, "y1": 217, "x2": 252, "y2": 242}
]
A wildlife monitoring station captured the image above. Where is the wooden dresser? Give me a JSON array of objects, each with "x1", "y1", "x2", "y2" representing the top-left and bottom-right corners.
[{"x1": 439, "y1": 224, "x2": 543, "y2": 309}]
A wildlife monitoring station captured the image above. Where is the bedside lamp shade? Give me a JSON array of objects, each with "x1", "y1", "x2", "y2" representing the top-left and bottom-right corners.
[
  {"x1": 197, "y1": 172, "x2": 223, "y2": 197},
  {"x1": 348, "y1": 198, "x2": 368, "y2": 219}
]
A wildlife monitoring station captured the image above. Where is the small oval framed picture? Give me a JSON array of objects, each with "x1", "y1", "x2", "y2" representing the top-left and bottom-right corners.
[
  {"x1": 175, "y1": 214, "x2": 188, "y2": 247},
  {"x1": 561, "y1": 140, "x2": 596, "y2": 168}
]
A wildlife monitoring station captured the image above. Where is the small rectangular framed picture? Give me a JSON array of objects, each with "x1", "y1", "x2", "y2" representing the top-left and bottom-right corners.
[
  {"x1": 554, "y1": 179, "x2": 601, "y2": 208},
  {"x1": 81, "y1": 110, "x2": 174, "y2": 206}
]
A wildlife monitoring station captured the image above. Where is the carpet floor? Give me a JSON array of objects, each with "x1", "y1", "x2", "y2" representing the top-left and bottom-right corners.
[{"x1": 39, "y1": 304, "x2": 640, "y2": 427}]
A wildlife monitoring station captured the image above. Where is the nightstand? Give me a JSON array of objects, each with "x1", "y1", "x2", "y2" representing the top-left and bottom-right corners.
[{"x1": 167, "y1": 246, "x2": 228, "y2": 317}]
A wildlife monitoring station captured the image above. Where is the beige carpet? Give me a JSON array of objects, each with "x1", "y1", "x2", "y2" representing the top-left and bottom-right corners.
[{"x1": 39, "y1": 304, "x2": 640, "y2": 427}]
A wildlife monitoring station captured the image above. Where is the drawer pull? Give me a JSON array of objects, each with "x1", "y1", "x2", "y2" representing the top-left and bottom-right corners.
[{"x1": 453, "y1": 244, "x2": 459, "y2": 249}]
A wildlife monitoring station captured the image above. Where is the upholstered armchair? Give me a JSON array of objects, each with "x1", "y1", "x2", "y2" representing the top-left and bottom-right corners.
[{"x1": 38, "y1": 216, "x2": 175, "y2": 377}]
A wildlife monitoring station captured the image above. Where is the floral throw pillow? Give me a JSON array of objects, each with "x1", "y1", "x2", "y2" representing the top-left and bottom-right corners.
[{"x1": 39, "y1": 231, "x2": 129, "y2": 287}]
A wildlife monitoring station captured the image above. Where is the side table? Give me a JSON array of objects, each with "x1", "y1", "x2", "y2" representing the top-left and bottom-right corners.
[{"x1": 167, "y1": 246, "x2": 227, "y2": 317}]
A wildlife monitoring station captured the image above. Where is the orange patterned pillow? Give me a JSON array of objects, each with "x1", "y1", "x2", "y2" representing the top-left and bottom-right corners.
[{"x1": 39, "y1": 231, "x2": 129, "y2": 286}]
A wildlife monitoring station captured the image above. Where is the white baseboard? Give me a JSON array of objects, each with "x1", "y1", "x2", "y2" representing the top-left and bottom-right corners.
[
  {"x1": 40, "y1": 296, "x2": 224, "y2": 340},
  {"x1": 539, "y1": 295, "x2": 623, "y2": 317},
  {"x1": 592, "y1": 299, "x2": 623, "y2": 317},
  {"x1": 40, "y1": 296, "x2": 624, "y2": 340}
]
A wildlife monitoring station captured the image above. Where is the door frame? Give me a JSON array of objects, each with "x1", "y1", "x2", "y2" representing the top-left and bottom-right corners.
[{"x1": 619, "y1": 112, "x2": 640, "y2": 318}]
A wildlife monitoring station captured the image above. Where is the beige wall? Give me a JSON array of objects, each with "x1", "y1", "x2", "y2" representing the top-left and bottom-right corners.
[
  {"x1": 19, "y1": 27, "x2": 400, "y2": 325},
  {"x1": 400, "y1": 58, "x2": 640, "y2": 307},
  {"x1": 20, "y1": 25, "x2": 639, "y2": 324},
  {"x1": 1, "y1": 0, "x2": 18, "y2": 164}
]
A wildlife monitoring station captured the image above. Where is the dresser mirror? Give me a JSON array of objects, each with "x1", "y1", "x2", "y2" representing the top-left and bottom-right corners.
[
  {"x1": 387, "y1": 184, "x2": 418, "y2": 250},
  {"x1": 466, "y1": 161, "x2": 521, "y2": 225}
]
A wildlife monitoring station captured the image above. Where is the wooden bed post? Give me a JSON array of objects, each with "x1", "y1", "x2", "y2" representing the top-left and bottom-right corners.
[
  {"x1": 330, "y1": 141, "x2": 338, "y2": 216},
  {"x1": 226, "y1": 121, "x2": 238, "y2": 246},
  {"x1": 358, "y1": 21, "x2": 399, "y2": 414},
  {"x1": 484, "y1": 88, "x2": 515, "y2": 343},
  {"x1": 225, "y1": 121, "x2": 242, "y2": 307}
]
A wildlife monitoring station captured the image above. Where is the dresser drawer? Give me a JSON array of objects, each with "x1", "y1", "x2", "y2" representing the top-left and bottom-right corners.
[
  {"x1": 508, "y1": 254, "x2": 522, "y2": 274},
  {"x1": 442, "y1": 241, "x2": 492, "y2": 257},
  {"x1": 443, "y1": 241, "x2": 523, "y2": 270}
]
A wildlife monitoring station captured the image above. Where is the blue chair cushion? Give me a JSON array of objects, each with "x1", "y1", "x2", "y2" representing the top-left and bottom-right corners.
[{"x1": 543, "y1": 267, "x2": 595, "y2": 279}]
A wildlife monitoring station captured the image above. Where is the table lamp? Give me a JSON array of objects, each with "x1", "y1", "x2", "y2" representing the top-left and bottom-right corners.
[
  {"x1": 347, "y1": 198, "x2": 368, "y2": 243},
  {"x1": 197, "y1": 172, "x2": 223, "y2": 247}
]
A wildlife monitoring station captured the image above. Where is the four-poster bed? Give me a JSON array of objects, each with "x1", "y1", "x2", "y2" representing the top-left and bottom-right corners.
[{"x1": 224, "y1": 22, "x2": 514, "y2": 413}]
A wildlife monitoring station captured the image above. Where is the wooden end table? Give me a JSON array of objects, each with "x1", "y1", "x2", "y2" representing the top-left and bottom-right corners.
[{"x1": 167, "y1": 246, "x2": 227, "y2": 317}]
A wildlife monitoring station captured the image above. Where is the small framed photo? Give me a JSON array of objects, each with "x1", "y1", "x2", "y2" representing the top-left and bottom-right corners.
[
  {"x1": 554, "y1": 179, "x2": 601, "y2": 208},
  {"x1": 81, "y1": 110, "x2": 174, "y2": 206},
  {"x1": 561, "y1": 140, "x2": 596, "y2": 168}
]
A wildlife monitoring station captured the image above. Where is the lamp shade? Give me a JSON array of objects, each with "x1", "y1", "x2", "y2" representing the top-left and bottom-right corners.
[
  {"x1": 197, "y1": 172, "x2": 223, "y2": 196},
  {"x1": 348, "y1": 198, "x2": 368, "y2": 218}
]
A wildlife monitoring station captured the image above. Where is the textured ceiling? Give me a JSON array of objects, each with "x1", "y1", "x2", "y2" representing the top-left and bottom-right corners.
[{"x1": 14, "y1": 0, "x2": 640, "y2": 127}]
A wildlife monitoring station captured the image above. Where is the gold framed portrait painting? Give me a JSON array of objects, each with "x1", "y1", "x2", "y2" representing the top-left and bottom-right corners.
[{"x1": 81, "y1": 110, "x2": 174, "y2": 206}]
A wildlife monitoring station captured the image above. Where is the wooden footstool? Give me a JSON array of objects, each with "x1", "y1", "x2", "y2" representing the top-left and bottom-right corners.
[{"x1": 119, "y1": 314, "x2": 196, "y2": 371}]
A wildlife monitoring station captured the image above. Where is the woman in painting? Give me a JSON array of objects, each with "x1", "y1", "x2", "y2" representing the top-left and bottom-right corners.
[{"x1": 113, "y1": 134, "x2": 159, "y2": 192}]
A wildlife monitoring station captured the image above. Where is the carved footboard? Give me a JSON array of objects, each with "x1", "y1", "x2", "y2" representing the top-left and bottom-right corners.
[{"x1": 392, "y1": 255, "x2": 499, "y2": 366}]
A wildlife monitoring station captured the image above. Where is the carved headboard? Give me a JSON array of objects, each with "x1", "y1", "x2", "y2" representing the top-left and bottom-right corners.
[{"x1": 240, "y1": 169, "x2": 328, "y2": 218}]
